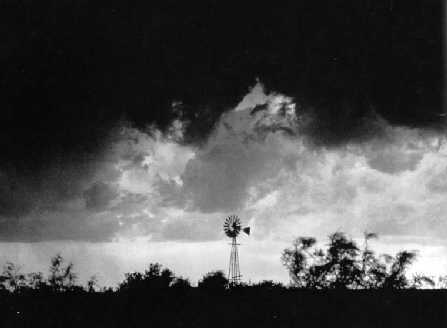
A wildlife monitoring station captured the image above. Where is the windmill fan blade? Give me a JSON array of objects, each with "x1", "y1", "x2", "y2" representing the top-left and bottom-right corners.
[
  {"x1": 224, "y1": 215, "x2": 242, "y2": 238},
  {"x1": 242, "y1": 227, "x2": 250, "y2": 235}
]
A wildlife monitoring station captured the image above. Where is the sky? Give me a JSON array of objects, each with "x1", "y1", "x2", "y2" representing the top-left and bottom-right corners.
[{"x1": 0, "y1": 1, "x2": 445, "y2": 287}]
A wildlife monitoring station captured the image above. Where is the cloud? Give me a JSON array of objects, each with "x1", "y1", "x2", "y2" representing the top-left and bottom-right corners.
[
  {"x1": 177, "y1": 88, "x2": 301, "y2": 213},
  {"x1": 83, "y1": 182, "x2": 119, "y2": 211},
  {"x1": 426, "y1": 167, "x2": 447, "y2": 194},
  {"x1": 0, "y1": 82, "x2": 446, "y2": 244},
  {"x1": 0, "y1": 170, "x2": 35, "y2": 217},
  {"x1": 145, "y1": 84, "x2": 447, "y2": 245},
  {"x1": 2, "y1": 3, "x2": 441, "y2": 178},
  {"x1": 159, "y1": 212, "x2": 222, "y2": 242}
]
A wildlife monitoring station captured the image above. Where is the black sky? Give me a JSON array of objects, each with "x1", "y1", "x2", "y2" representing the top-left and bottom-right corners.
[{"x1": 0, "y1": 0, "x2": 443, "y2": 173}]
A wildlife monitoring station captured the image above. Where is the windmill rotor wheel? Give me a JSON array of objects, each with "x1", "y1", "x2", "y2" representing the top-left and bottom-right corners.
[{"x1": 223, "y1": 215, "x2": 241, "y2": 238}]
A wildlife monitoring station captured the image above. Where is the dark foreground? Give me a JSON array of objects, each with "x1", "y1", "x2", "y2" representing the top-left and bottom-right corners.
[{"x1": 1, "y1": 289, "x2": 446, "y2": 328}]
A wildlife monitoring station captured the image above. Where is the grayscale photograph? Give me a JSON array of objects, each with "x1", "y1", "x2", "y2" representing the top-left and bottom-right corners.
[{"x1": 0, "y1": 0, "x2": 445, "y2": 327}]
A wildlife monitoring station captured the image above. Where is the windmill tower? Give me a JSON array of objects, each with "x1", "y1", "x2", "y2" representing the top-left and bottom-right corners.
[{"x1": 223, "y1": 215, "x2": 250, "y2": 286}]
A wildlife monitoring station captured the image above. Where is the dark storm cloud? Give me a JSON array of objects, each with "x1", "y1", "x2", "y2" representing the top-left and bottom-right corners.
[
  {"x1": 0, "y1": 170, "x2": 35, "y2": 217},
  {"x1": 0, "y1": 1, "x2": 444, "y2": 242},
  {"x1": 0, "y1": 148, "x2": 128, "y2": 241},
  {"x1": 366, "y1": 150, "x2": 423, "y2": 174},
  {"x1": 83, "y1": 182, "x2": 119, "y2": 211},
  {"x1": 0, "y1": 154, "x2": 121, "y2": 217},
  {"x1": 0, "y1": 210, "x2": 123, "y2": 242},
  {"x1": 0, "y1": 1, "x2": 443, "y2": 172}
]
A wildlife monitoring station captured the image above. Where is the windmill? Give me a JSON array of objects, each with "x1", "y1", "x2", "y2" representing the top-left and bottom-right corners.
[{"x1": 223, "y1": 215, "x2": 250, "y2": 286}]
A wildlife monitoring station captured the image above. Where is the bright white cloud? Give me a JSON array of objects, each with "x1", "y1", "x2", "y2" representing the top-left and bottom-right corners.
[{"x1": 100, "y1": 82, "x2": 447, "y2": 248}]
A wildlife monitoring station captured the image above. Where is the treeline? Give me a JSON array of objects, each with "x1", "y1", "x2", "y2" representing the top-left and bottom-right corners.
[
  {"x1": 0, "y1": 232, "x2": 446, "y2": 327},
  {"x1": 0, "y1": 265, "x2": 446, "y2": 327},
  {"x1": 0, "y1": 232, "x2": 446, "y2": 294}
]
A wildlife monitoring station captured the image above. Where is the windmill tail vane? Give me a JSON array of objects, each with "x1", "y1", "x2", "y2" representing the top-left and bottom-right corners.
[{"x1": 223, "y1": 215, "x2": 250, "y2": 286}]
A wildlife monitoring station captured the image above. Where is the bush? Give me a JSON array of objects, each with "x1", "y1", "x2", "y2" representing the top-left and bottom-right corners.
[{"x1": 198, "y1": 270, "x2": 228, "y2": 290}]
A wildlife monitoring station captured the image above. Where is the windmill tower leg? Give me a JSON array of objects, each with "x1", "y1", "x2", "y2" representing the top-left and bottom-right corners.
[{"x1": 228, "y1": 237, "x2": 241, "y2": 286}]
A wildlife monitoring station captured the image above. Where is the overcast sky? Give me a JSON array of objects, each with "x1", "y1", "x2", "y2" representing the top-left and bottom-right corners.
[
  {"x1": 0, "y1": 2, "x2": 444, "y2": 286},
  {"x1": 1, "y1": 83, "x2": 446, "y2": 286}
]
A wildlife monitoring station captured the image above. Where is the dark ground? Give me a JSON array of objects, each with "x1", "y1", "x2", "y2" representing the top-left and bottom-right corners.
[{"x1": 1, "y1": 289, "x2": 446, "y2": 328}]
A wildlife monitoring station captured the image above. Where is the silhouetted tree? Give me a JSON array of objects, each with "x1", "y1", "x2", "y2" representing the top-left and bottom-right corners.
[
  {"x1": 380, "y1": 251, "x2": 416, "y2": 289},
  {"x1": 198, "y1": 270, "x2": 228, "y2": 290},
  {"x1": 86, "y1": 275, "x2": 99, "y2": 292},
  {"x1": 118, "y1": 263, "x2": 175, "y2": 291},
  {"x1": 26, "y1": 272, "x2": 46, "y2": 290},
  {"x1": 281, "y1": 236, "x2": 321, "y2": 288},
  {"x1": 360, "y1": 231, "x2": 385, "y2": 288},
  {"x1": 282, "y1": 233, "x2": 363, "y2": 289},
  {"x1": 251, "y1": 280, "x2": 286, "y2": 290},
  {"x1": 325, "y1": 232, "x2": 363, "y2": 288},
  {"x1": 411, "y1": 274, "x2": 435, "y2": 289},
  {"x1": 170, "y1": 277, "x2": 192, "y2": 290},
  {"x1": 282, "y1": 232, "x2": 431, "y2": 289},
  {"x1": 437, "y1": 275, "x2": 447, "y2": 289},
  {"x1": 48, "y1": 254, "x2": 77, "y2": 292},
  {"x1": 0, "y1": 262, "x2": 26, "y2": 292}
]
